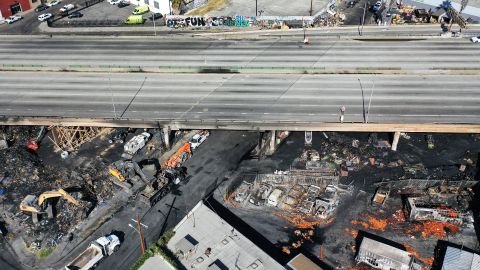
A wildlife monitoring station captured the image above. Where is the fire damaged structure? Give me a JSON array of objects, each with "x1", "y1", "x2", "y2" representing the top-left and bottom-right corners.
[
  {"x1": 355, "y1": 237, "x2": 421, "y2": 270},
  {"x1": 405, "y1": 184, "x2": 474, "y2": 226}
]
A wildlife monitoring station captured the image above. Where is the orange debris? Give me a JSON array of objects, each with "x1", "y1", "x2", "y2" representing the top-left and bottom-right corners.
[
  {"x1": 404, "y1": 244, "x2": 434, "y2": 266},
  {"x1": 351, "y1": 215, "x2": 388, "y2": 231},
  {"x1": 420, "y1": 221, "x2": 459, "y2": 239},
  {"x1": 344, "y1": 228, "x2": 358, "y2": 238},
  {"x1": 275, "y1": 212, "x2": 320, "y2": 229},
  {"x1": 225, "y1": 192, "x2": 239, "y2": 208},
  {"x1": 351, "y1": 220, "x2": 369, "y2": 229},
  {"x1": 367, "y1": 216, "x2": 388, "y2": 231}
]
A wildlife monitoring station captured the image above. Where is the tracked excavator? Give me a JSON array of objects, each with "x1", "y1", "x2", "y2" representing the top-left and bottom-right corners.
[{"x1": 20, "y1": 188, "x2": 80, "y2": 224}]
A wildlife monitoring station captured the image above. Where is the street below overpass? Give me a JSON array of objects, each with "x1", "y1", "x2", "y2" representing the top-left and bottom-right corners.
[
  {"x1": 0, "y1": 36, "x2": 479, "y2": 73},
  {"x1": 1, "y1": 71, "x2": 479, "y2": 129}
]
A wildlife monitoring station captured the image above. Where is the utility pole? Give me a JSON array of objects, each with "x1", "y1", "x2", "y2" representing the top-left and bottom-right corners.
[
  {"x1": 256, "y1": 0, "x2": 258, "y2": 16},
  {"x1": 358, "y1": 78, "x2": 366, "y2": 123},
  {"x1": 359, "y1": 2, "x2": 367, "y2": 36},
  {"x1": 136, "y1": 215, "x2": 145, "y2": 254},
  {"x1": 310, "y1": 0, "x2": 313, "y2": 16}
]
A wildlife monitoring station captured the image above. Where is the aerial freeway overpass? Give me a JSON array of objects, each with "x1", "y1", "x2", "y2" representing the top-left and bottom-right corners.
[{"x1": 0, "y1": 35, "x2": 479, "y2": 134}]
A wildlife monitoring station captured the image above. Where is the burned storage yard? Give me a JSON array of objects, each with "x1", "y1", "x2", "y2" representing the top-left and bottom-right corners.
[
  {"x1": 0, "y1": 125, "x2": 205, "y2": 262},
  {"x1": 214, "y1": 131, "x2": 480, "y2": 269}
]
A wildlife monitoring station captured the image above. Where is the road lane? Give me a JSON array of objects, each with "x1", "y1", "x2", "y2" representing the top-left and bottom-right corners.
[
  {"x1": 0, "y1": 37, "x2": 479, "y2": 71},
  {"x1": 0, "y1": 71, "x2": 479, "y2": 126}
]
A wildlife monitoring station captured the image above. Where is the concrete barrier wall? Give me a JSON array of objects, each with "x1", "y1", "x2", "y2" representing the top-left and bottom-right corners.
[{"x1": 165, "y1": 15, "x2": 314, "y2": 28}]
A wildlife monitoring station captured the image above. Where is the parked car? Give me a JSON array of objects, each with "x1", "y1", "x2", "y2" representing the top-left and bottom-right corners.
[
  {"x1": 372, "y1": 1, "x2": 382, "y2": 11},
  {"x1": 6, "y1": 15, "x2": 23, "y2": 24},
  {"x1": 38, "y1": 13, "x2": 53, "y2": 22},
  {"x1": 149, "y1": 12, "x2": 163, "y2": 20},
  {"x1": 347, "y1": 1, "x2": 357, "y2": 8},
  {"x1": 471, "y1": 36, "x2": 480, "y2": 43},
  {"x1": 47, "y1": 0, "x2": 61, "y2": 6},
  {"x1": 68, "y1": 11, "x2": 83, "y2": 18},
  {"x1": 35, "y1": 3, "x2": 50, "y2": 12},
  {"x1": 124, "y1": 15, "x2": 145, "y2": 25},
  {"x1": 133, "y1": 5, "x2": 149, "y2": 15},
  {"x1": 118, "y1": 0, "x2": 130, "y2": 7},
  {"x1": 109, "y1": 0, "x2": 122, "y2": 4}
]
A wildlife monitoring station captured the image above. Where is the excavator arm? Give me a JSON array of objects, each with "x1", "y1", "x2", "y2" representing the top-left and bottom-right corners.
[
  {"x1": 164, "y1": 143, "x2": 191, "y2": 169},
  {"x1": 38, "y1": 188, "x2": 80, "y2": 206}
]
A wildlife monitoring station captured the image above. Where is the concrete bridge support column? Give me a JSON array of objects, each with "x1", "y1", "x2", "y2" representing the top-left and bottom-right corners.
[
  {"x1": 163, "y1": 126, "x2": 171, "y2": 149},
  {"x1": 268, "y1": 130, "x2": 277, "y2": 155},
  {"x1": 391, "y1": 131, "x2": 401, "y2": 151}
]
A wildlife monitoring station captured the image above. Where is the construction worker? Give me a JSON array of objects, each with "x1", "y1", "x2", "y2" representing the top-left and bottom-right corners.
[{"x1": 339, "y1": 106, "x2": 346, "y2": 123}]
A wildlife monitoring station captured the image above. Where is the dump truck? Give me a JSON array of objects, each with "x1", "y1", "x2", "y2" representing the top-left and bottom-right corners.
[{"x1": 65, "y1": 234, "x2": 120, "y2": 270}]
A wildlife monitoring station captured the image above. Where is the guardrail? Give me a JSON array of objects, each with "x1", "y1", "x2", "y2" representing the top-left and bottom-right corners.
[{"x1": 1, "y1": 116, "x2": 480, "y2": 133}]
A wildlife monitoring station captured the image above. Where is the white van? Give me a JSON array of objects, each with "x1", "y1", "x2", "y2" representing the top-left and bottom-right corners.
[{"x1": 267, "y1": 189, "x2": 283, "y2": 207}]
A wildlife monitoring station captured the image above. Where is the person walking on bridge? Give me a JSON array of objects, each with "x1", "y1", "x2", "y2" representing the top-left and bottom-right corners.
[{"x1": 339, "y1": 106, "x2": 346, "y2": 123}]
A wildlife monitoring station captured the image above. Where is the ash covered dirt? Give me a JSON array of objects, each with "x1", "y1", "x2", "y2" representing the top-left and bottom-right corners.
[
  {"x1": 215, "y1": 131, "x2": 480, "y2": 269},
  {"x1": 0, "y1": 126, "x2": 123, "y2": 250}
]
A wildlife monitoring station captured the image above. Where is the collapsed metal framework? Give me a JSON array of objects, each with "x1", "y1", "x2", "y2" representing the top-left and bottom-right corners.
[{"x1": 48, "y1": 126, "x2": 108, "y2": 152}]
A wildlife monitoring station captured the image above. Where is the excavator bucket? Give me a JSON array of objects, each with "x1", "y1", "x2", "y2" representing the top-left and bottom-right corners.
[{"x1": 109, "y1": 167, "x2": 126, "y2": 182}]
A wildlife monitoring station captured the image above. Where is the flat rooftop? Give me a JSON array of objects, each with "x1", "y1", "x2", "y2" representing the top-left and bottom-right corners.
[{"x1": 167, "y1": 201, "x2": 285, "y2": 270}]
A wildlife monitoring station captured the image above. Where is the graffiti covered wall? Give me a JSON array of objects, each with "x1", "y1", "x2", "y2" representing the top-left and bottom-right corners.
[{"x1": 166, "y1": 15, "x2": 314, "y2": 28}]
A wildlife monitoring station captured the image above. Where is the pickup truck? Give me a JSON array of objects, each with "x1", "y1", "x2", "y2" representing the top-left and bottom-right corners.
[
  {"x1": 59, "y1": 4, "x2": 75, "y2": 13},
  {"x1": 65, "y1": 234, "x2": 120, "y2": 270},
  {"x1": 189, "y1": 131, "x2": 209, "y2": 150}
]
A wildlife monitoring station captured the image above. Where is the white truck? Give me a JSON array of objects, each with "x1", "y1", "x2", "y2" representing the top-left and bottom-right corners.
[
  {"x1": 65, "y1": 234, "x2": 120, "y2": 270},
  {"x1": 122, "y1": 132, "x2": 150, "y2": 158},
  {"x1": 189, "y1": 131, "x2": 209, "y2": 150},
  {"x1": 59, "y1": 4, "x2": 75, "y2": 13}
]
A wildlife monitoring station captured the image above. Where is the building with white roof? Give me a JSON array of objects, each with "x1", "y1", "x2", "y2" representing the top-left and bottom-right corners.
[{"x1": 166, "y1": 201, "x2": 285, "y2": 270}]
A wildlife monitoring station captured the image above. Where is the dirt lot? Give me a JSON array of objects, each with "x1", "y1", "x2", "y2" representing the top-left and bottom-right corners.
[{"x1": 214, "y1": 131, "x2": 480, "y2": 269}]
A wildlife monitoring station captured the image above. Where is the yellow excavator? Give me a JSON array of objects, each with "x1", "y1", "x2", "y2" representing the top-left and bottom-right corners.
[{"x1": 20, "y1": 188, "x2": 80, "y2": 224}]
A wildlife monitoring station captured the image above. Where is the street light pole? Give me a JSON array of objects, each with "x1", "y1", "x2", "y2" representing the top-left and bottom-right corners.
[
  {"x1": 358, "y1": 2, "x2": 367, "y2": 36},
  {"x1": 358, "y1": 78, "x2": 366, "y2": 123},
  {"x1": 310, "y1": 0, "x2": 313, "y2": 16},
  {"x1": 256, "y1": 0, "x2": 258, "y2": 16}
]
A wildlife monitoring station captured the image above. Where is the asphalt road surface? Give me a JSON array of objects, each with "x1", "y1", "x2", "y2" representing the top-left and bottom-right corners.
[
  {"x1": 1, "y1": 71, "x2": 479, "y2": 125},
  {"x1": 0, "y1": 37, "x2": 479, "y2": 70}
]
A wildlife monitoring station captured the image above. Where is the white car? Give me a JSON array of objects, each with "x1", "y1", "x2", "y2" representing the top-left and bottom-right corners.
[
  {"x1": 6, "y1": 15, "x2": 23, "y2": 24},
  {"x1": 189, "y1": 132, "x2": 209, "y2": 150},
  {"x1": 109, "y1": 0, "x2": 122, "y2": 4},
  {"x1": 47, "y1": 0, "x2": 61, "y2": 6},
  {"x1": 38, "y1": 13, "x2": 53, "y2": 22},
  {"x1": 471, "y1": 36, "x2": 480, "y2": 43}
]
